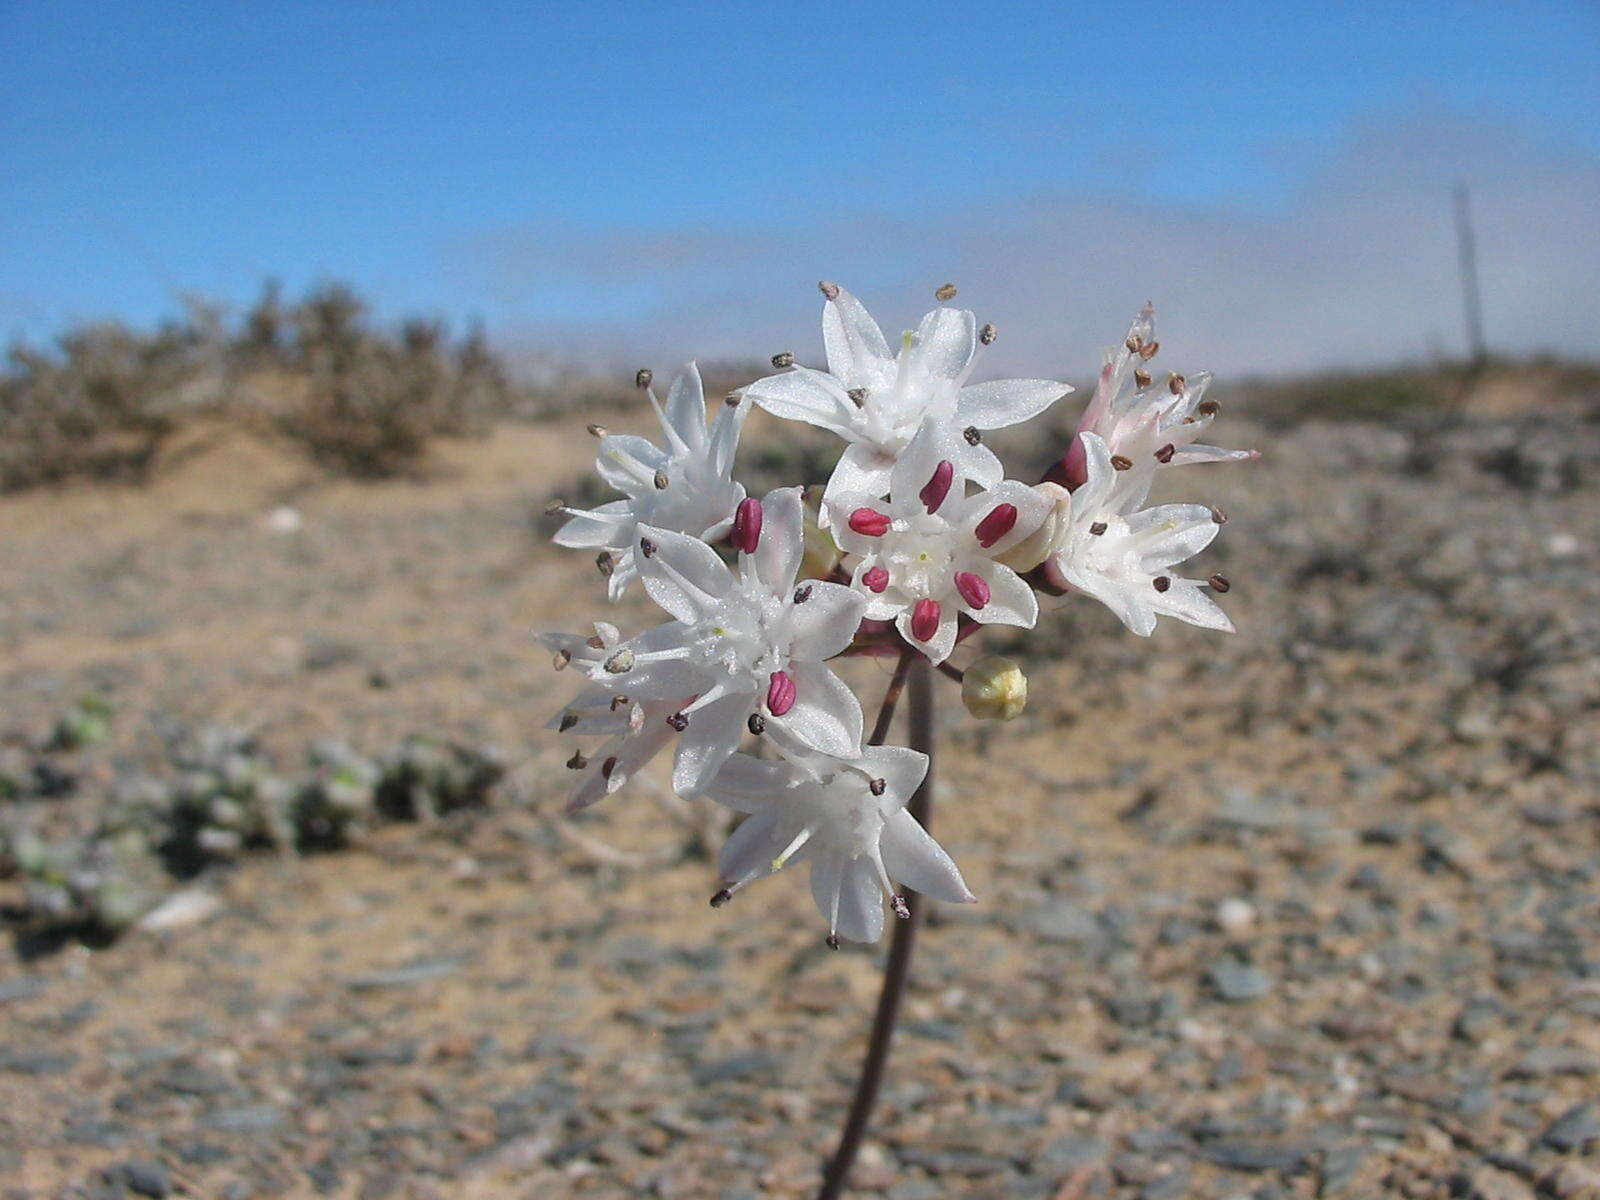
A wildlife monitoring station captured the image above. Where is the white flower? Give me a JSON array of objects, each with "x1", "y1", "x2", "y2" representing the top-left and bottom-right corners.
[
  {"x1": 743, "y1": 284, "x2": 1070, "y2": 518},
  {"x1": 1046, "y1": 433, "x2": 1233, "y2": 637},
  {"x1": 1055, "y1": 304, "x2": 1255, "y2": 502},
  {"x1": 545, "y1": 488, "x2": 869, "y2": 799},
  {"x1": 552, "y1": 363, "x2": 747, "y2": 598},
  {"x1": 830, "y1": 423, "x2": 1050, "y2": 663},
  {"x1": 704, "y1": 746, "x2": 974, "y2": 945}
]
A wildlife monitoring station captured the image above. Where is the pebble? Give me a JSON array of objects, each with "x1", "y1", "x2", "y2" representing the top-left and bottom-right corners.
[{"x1": 1206, "y1": 959, "x2": 1275, "y2": 1002}]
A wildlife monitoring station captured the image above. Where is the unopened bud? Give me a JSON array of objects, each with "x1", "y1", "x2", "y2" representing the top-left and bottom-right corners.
[
  {"x1": 961, "y1": 655, "x2": 1028, "y2": 721},
  {"x1": 995, "y1": 482, "x2": 1070, "y2": 572}
]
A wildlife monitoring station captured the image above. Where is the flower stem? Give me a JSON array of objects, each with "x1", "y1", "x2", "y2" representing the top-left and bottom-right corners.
[
  {"x1": 867, "y1": 648, "x2": 916, "y2": 747},
  {"x1": 817, "y1": 654, "x2": 934, "y2": 1199}
]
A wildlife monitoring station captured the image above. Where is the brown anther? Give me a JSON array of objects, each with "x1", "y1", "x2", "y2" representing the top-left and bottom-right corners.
[
  {"x1": 891, "y1": 895, "x2": 911, "y2": 920},
  {"x1": 847, "y1": 387, "x2": 868, "y2": 407},
  {"x1": 869, "y1": 777, "x2": 887, "y2": 796},
  {"x1": 710, "y1": 888, "x2": 733, "y2": 908},
  {"x1": 1197, "y1": 399, "x2": 1220, "y2": 417},
  {"x1": 603, "y1": 648, "x2": 635, "y2": 674},
  {"x1": 639, "y1": 537, "x2": 657, "y2": 558},
  {"x1": 544, "y1": 497, "x2": 566, "y2": 516},
  {"x1": 586, "y1": 634, "x2": 606, "y2": 649},
  {"x1": 558, "y1": 713, "x2": 579, "y2": 732},
  {"x1": 1125, "y1": 334, "x2": 1143, "y2": 353},
  {"x1": 1137, "y1": 340, "x2": 1160, "y2": 360},
  {"x1": 1134, "y1": 368, "x2": 1152, "y2": 389},
  {"x1": 747, "y1": 712, "x2": 766, "y2": 735},
  {"x1": 825, "y1": 933, "x2": 840, "y2": 950},
  {"x1": 1152, "y1": 575, "x2": 1171, "y2": 593},
  {"x1": 935, "y1": 282, "x2": 958, "y2": 301},
  {"x1": 653, "y1": 468, "x2": 669, "y2": 490},
  {"x1": 1209, "y1": 573, "x2": 1231, "y2": 593},
  {"x1": 586, "y1": 422, "x2": 607, "y2": 438},
  {"x1": 553, "y1": 648, "x2": 572, "y2": 670},
  {"x1": 1168, "y1": 373, "x2": 1187, "y2": 395},
  {"x1": 725, "y1": 391, "x2": 742, "y2": 407},
  {"x1": 1154, "y1": 443, "x2": 1176, "y2": 464},
  {"x1": 565, "y1": 751, "x2": 588, "y2": 770},
  {"x1": 978, "y1": 322, "x2": 998, "y2": 345},
  {"x1": 793, "y1": 584, "x2": 813, "y2": 604},
  {"x1": 596, "y1": 551, "x2": 615, "y2": 577},
  {"x1": 634, "y1": 368, "x2": 652, "y2": 389},
  {"x1": 666, "y1": 712, "x2": 689, "y2": 732},
  {"x1": 609, "y1": 695, "x2": 630, "y2": 710},
  {"x1": 1111, "y1": 455, "x2": 1133, "y2": 472},
  {"x1": 819, "y1": 280, "x2": 840, "y2": 300},
  {"x1": 771, "y1": 350, "x2": 795, "y2": 369},
  {"x1": 599, "y1": 755, "x2": 618, "y2": 780},
  {"x1": 1210, "y1": 506, "x2": 1228, "y2": 525},
  {"x1": 1089, "y1": 521, "x2": 1108, "y2": 536},
  {"x1": 963, "y1": 425, "x2": 981, "y2": 446}
]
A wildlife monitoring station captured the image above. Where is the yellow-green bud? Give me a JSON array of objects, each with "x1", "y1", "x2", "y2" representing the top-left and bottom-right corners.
[
  {"x1": 799, "y1": 486, "x2": 841, "y2": 580},
  {"x1": 994, "y1": 482, "x2": 1071, "y2": 572},
  {"x1": 961, "y1": 656, "x2": 1028, "y2": 721}
]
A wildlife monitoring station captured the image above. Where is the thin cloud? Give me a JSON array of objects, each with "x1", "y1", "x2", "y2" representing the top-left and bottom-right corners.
[{"x1": 455, "y1": 107, "x2": 1600, "y2": 378}]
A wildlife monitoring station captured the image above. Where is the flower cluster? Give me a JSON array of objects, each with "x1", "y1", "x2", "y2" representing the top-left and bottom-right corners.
[{"x1": 542, "y1": 285, "x2": 1252, "y2": 944}]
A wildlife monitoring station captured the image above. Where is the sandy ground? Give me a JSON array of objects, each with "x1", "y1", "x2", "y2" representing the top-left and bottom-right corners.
[{"x1": 2, "y1": 395, "x2": 1599, "y2": 1199}]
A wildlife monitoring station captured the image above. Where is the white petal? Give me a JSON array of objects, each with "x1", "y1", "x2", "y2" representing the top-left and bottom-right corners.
[
  {"x1": 1062, "y1": 563, "x2": 1156, "y2": 637},
  {"x1": 809, "y1": 854, "x2": 846, "y2": 934},
  {"x1": 769, "y1": 660, "x2": 863, "y2": 759},
  {"x1": 957, "y1": 378, "x2": 1072, "y2": 430},
  {"x1": 717, "y1": 810, "x2": 786, "y2": 883},
  {"x1": 954, "y1": 439, "x2": 1004, "y2": 489},
  {"x1": 835, "y1": 857, "x2": 887, "y2": 943},
  {"x1": 822, "y1": 287, "x2": 894, "y2": 389},
  {"x1": 881, "y1": 809, "x2": 974, "y2": 903},
  {"x1": 594, "y1": 435, "x2": 666, "y2": 492},
  {"x1": 959, "y1": 479, "x2": 1053, "y2": 556},
  {"x1": 553, "y1": 500, "x2": 633, "y2": 550},
  {"x1": 1171, "y1": 444, "x2": 1259, "y2": 466},
  {"x1": 857, "y1": 745, "x2": 928, "y2": 810},
  {"x1": 895, "y1": 606, "x2": 959, "y2": 665},
  {"x1": 752, "y1": 486, "x2": 804, "y2": 593},
  {"x1": 707, "y1": 396, "x2": 748, "y2": 478},
  {"x1": 964, "y1": 562, "x2": 1037, "y2": 628},
  {"x1": 664, "y1": 363, "x2": 707, "y2": 453},
  {"x1": 565, "y1": 707, "x2": 678, "y2": 813},
  {"x1": 909, "y1": 306, "x2": 977, "y2": 382},
  {"x1": 744, "y1": 367, "x2": 857, "y2": 437},
  {"x1": 788, "y1": 582, "x2": 867, "y2": 661},
  {"x1": 1126, "y1": 504, "x2": 1219, "y2": 569},
  {"x1": 671, "y1": 693, "x2": 750, "y2": 797},
  {"x1": 635, "y1": 526, "x2": 734, "y2": 623},
  {"x1": 703, "y1": 753, "x2": 794, "y2": 811},
  {"x1": 1152, "y1": 578, "x2": 1235, "y2": 632},
  {"x1": 823, "y1": 442, "x2": 895, "y2": 515},
  {"x1": 887, "y1": 420, "x2": 953, "y2": 516}
]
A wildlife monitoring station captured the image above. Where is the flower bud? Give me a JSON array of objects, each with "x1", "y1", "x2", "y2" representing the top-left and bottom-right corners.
[
  {"x1": 995, "y1": 482, "x2": 1071, "y2": 572},
  {"x1": 961, "y1": 656, "x2": 1028, "y2": 721}
]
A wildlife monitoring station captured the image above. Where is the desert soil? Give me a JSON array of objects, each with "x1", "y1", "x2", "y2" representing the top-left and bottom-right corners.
[{"x1": 1, "y1": 395, "x2": 1598, "y2": 1199}]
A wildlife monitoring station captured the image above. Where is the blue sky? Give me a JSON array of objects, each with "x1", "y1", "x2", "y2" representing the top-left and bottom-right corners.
[{"x1": 3, "y1": 1, "x2": 1598, "y2": 372}]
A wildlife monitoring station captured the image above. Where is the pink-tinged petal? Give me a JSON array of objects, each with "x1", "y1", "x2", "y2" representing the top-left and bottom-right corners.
[
  {"x1": 848, "y1": 507, "x2": 891, "y2": 537},
  {"x1": 752, "y1": 487, "x2": 804, "y2": 591},
  {"x1": 787, "y1": 582, "x2": 867, "y2": 661},
  {"x1": 957, "y1": 378, "x2": 1072, "y2": 430},
  {"x1": 919, "y1": 459, "x2": 954, "y2": 514},
  {"x1": 821, "y1": 286, "x2": 894, "y2": 389},
  {"x1": 910, "y1": 598, "x2": 941, "y2": 642},
  {"x1": 882, "y1": 809, "x2": 975, "y2": 903},
  {"x1": 768, "y1": 660, "x2": 863, "y2": 759},
  {"x1": 729, "y1": 496, "x2": 763, "y2": 554},
  {"x1": 953, "y1": 571, "x2": 990, "y2": 609},
  {"x1": 974, "y1": 504, "x2": 1017, "y2": 548}
]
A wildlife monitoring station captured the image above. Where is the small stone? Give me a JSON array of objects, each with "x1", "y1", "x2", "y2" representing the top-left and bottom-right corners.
[
  {"x1": 1216, "y1": 898, "x2": 1257, "y2": 934},
  {"x1": 1206, "y1": 959, "x2": 1274, "y2": 1002},
  {"x1": 119, "y1": 1161, "x2": 171, "y2": 1198},
  {"x1": 1543, "y1": 1103, "x2": 1600, "y2": 1153}
]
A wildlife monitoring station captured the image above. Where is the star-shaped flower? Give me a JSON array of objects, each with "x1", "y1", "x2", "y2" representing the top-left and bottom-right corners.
[
  {"x1": 1054, "y1": 304, "x2": 1256, "y2": 502},
  {"x1": 742, "y1": 284, "x2": 1070, "y2": 517},
  {"x1": 544, "y1": 488, "x2": 869, "y2": 799},
  {"x1": 703, "y1": 746, "x2": 974, "y2": 945},
  {"x1": 1046, "y1": 433, "x2": 1233, "y2": 637},
  {"x1": 830, "y1": 423, "x2": 1051, "y2": 663},
  {"x1": 552, "y1": 363, "x2": 747, "y2": 598}
]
